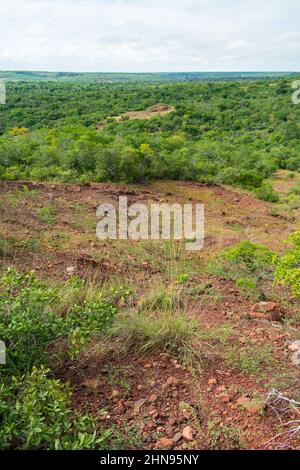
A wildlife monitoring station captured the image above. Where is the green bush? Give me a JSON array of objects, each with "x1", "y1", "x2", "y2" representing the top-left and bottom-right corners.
[
  {"x1": 222, "y1": 240, "x2": 277, "y2": 270},
  {"x1": 0, "y1": 366, "x2": 111, "y2": 450},
  {"x1": 255, "y1": 183, "x2": 279, "y2": 203},
  {"x1": 0, "y1": 269, "x2": 118, "y2": 450},
  {"x1": 275, "y1": 231, "x2": 300, "y2": 297},
  {"x1": 206, "y1": 241, "x2": 277, "y2": 299},
  {"x1": 0, "y1": 269, "x2": 117, "y2": 374},
  {"x1": 208, "y1": 240, "x2": 276, "y2": 275}
]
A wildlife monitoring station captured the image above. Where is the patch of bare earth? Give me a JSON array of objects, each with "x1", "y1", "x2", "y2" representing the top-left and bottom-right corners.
[{"x1": 114, "y1": 103, "x2": 175, "y2": 122}]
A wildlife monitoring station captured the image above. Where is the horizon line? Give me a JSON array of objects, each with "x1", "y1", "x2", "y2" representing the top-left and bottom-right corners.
[{"x1": 0, "y1": 69, "x2": 299, "y2": 74}]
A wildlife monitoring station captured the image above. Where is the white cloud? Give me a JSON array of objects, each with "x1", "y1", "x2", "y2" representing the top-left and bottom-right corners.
[{"x1": 0, "y1": 0, "x2": 299, "y2": 71}]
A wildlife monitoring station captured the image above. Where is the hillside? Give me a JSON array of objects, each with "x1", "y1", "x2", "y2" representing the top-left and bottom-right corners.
[{"x1": 1, "y1": 77, "x2": 300, "y2": 450}]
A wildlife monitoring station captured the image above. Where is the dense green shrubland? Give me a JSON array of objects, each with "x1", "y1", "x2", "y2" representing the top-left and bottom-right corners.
[{"x1": 0, "y1": 79, "x2": 299, "y2": 194}]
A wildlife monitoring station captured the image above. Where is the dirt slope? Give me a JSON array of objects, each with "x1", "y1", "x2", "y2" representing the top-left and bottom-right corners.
[{"x1": 1, "y1": 178, "x2": 300, "y2": 449}]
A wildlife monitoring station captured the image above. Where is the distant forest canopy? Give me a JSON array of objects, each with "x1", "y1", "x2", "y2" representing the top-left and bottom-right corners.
[
  {"x1": 0, "y1": 70, "x2": 298, "y2": 83},
  {"x1": 0, "y1": 76, "x2": 300, "y2": 200}
]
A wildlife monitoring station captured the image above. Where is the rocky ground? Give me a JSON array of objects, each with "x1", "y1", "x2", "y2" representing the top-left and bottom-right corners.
[{"x1": 1, "y1": 174, "x2": 300, "y2": 449}]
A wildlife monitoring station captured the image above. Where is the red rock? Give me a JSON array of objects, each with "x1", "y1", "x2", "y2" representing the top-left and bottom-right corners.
[
  {"x1": 237, "y1": 396, "x2": 250, "y2": 407},
  {"x1": 208, "y1": 378, "x2": 217, "y2": 386},
  {"x1": 250, "y1": 311, "x2": 267, "y2": 320},
  {"x1": 166, "y1": 376, "x2": 180, "y2": 387},
  {"x1": 154, "y1": 438, "x2": 174, "y2": 450},
  {"x1": 172, "y1": 432, "x2": 182, "y2": 444},
  {"x1": 182, "y1": 426, "x2": 194, "y2": 442},
  {"x1": 237, "y1": 397, "x2": 265, "y2": 414},
  {"x1": 251, "y1": 301, "x2": 277, "y2": 313},
  {"x1": 149, "y1": 394, "x2": 158, "y2": 403},
  {"x1": 220, "y1": 394, "x2": 231, "y2": 403},
  {"x1": 251, "y1": 302, "x2": 283, "y2": 321},
  {"x1": 216, "y1": 385, "x2": 226, "y2": 393},
  {"x1": 133, "y1": 398, "x2": 147, "y2": 412},
  {"x1": 145, "y1": 421, "x2": 156, "y2": 430}
]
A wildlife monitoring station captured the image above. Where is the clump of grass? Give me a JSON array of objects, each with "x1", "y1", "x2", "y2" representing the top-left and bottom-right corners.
[
  {"x1": 111, "y1": 310, "x2": 204, "y2": 365},
  {"x1": 138, "y1": 282, "x2": 184, "y2": 312}
]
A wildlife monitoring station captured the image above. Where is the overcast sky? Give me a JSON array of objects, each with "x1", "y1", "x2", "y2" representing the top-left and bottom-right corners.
[{"x1": 0, "y1": 0, "x2": 299, "y2": 72}]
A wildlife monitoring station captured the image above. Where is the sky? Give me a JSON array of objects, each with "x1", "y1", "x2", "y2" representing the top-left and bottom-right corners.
[{"x1": 0, "y1": 0, "x2": 299, "y2": 72}]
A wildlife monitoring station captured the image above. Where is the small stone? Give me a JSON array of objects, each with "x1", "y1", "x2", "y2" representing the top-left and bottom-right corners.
[
  {"x1": 216, "y1": 385, "x2": 226, "y2": 393},
  {"x1": 154, "y1": 438, "x2": 174, "y2": 450},
  {"x1": 144, "y1": 363, "x2": 152, "y2": 369},
  {"x1": 251, "y1": 301, "x2": 277, "y2": 313},
  {"x1": 208, "y1": 378, "x2": 217, "y2": 386},
  {"x1": 114, "y1": 403, "x2": 124, "y2": 413},
  {"x1": 149, "y1": 394, "x2": 158, "y2": 403},
  {"x1": 250, "y1": 311, "x2": 267, "y2": 320},
  {"x1": 66, "y1": 266, "x2": 76, "y2": 276},
  {"x1": 145, "y1": 421, "x2": 156, "y2": 430},
  {"x1": 182, "y1": 426, "x2": 194, "y2": 442},
  {"x1": 220, "y1": 394, "x2": 231, "y2": 403},
  {"x1": 172, "y1": 432, "x2": 182, "y2": 444},
  {"x1": 133, "y1": 398, "x2": 147, "y2": 412},
  {"x1": 166, "y1": 376, "x2": 180, "y2": 387},
  {"x1": 237, "y1": 396, "x2": 250, "y2": 407},
  {"x1": 237, "y1": 397, "x2": 265, "y2": 414},
  {"x1": 288, "y1": 340, "x2": 300, "y2": 352},
  {"x1": 251, "y1": 302, "x2": 283, "y2": 322},
  {"x1": 110, "y1": 389, "x2": 120, "y2": 399},
  {"x1": 292, "y1": 350, "x2": 300, "y2": 367},
  {"x1": 166, "y1": 426, "x2": 174, "y2": 437}
]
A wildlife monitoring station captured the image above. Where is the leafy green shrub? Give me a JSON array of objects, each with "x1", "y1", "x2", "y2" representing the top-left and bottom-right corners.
[
  {"x1": 206, "y1": 241, "x2": 277, "y2": 299},
  {"x1": 0, "y1": 366, "x2": 111, "y2": 450},
  {"x1": 207, "y1": 240, "x2": 277, "y2": 277},
  {"x1": 0, "y1": 269, "x2": 118, "y2": 450},
  {"x1": 223, "y1": 240, "x2": 277, "y2": 270},
  {"x1": 0, "y1": 269, "x2": 117, "y2": 374},
  {"x1": 275, "y1": 231, "x2": 300, "y2": 297},
  {"x1": 218, "y1": 168, "x2": 264, "y2": 189},
  {"x1": 289, "y1": 183, "x2": 300, "y2": 196},
  {"x1": 255, "y1": 183, "x2": 279, "y2": 203}
]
